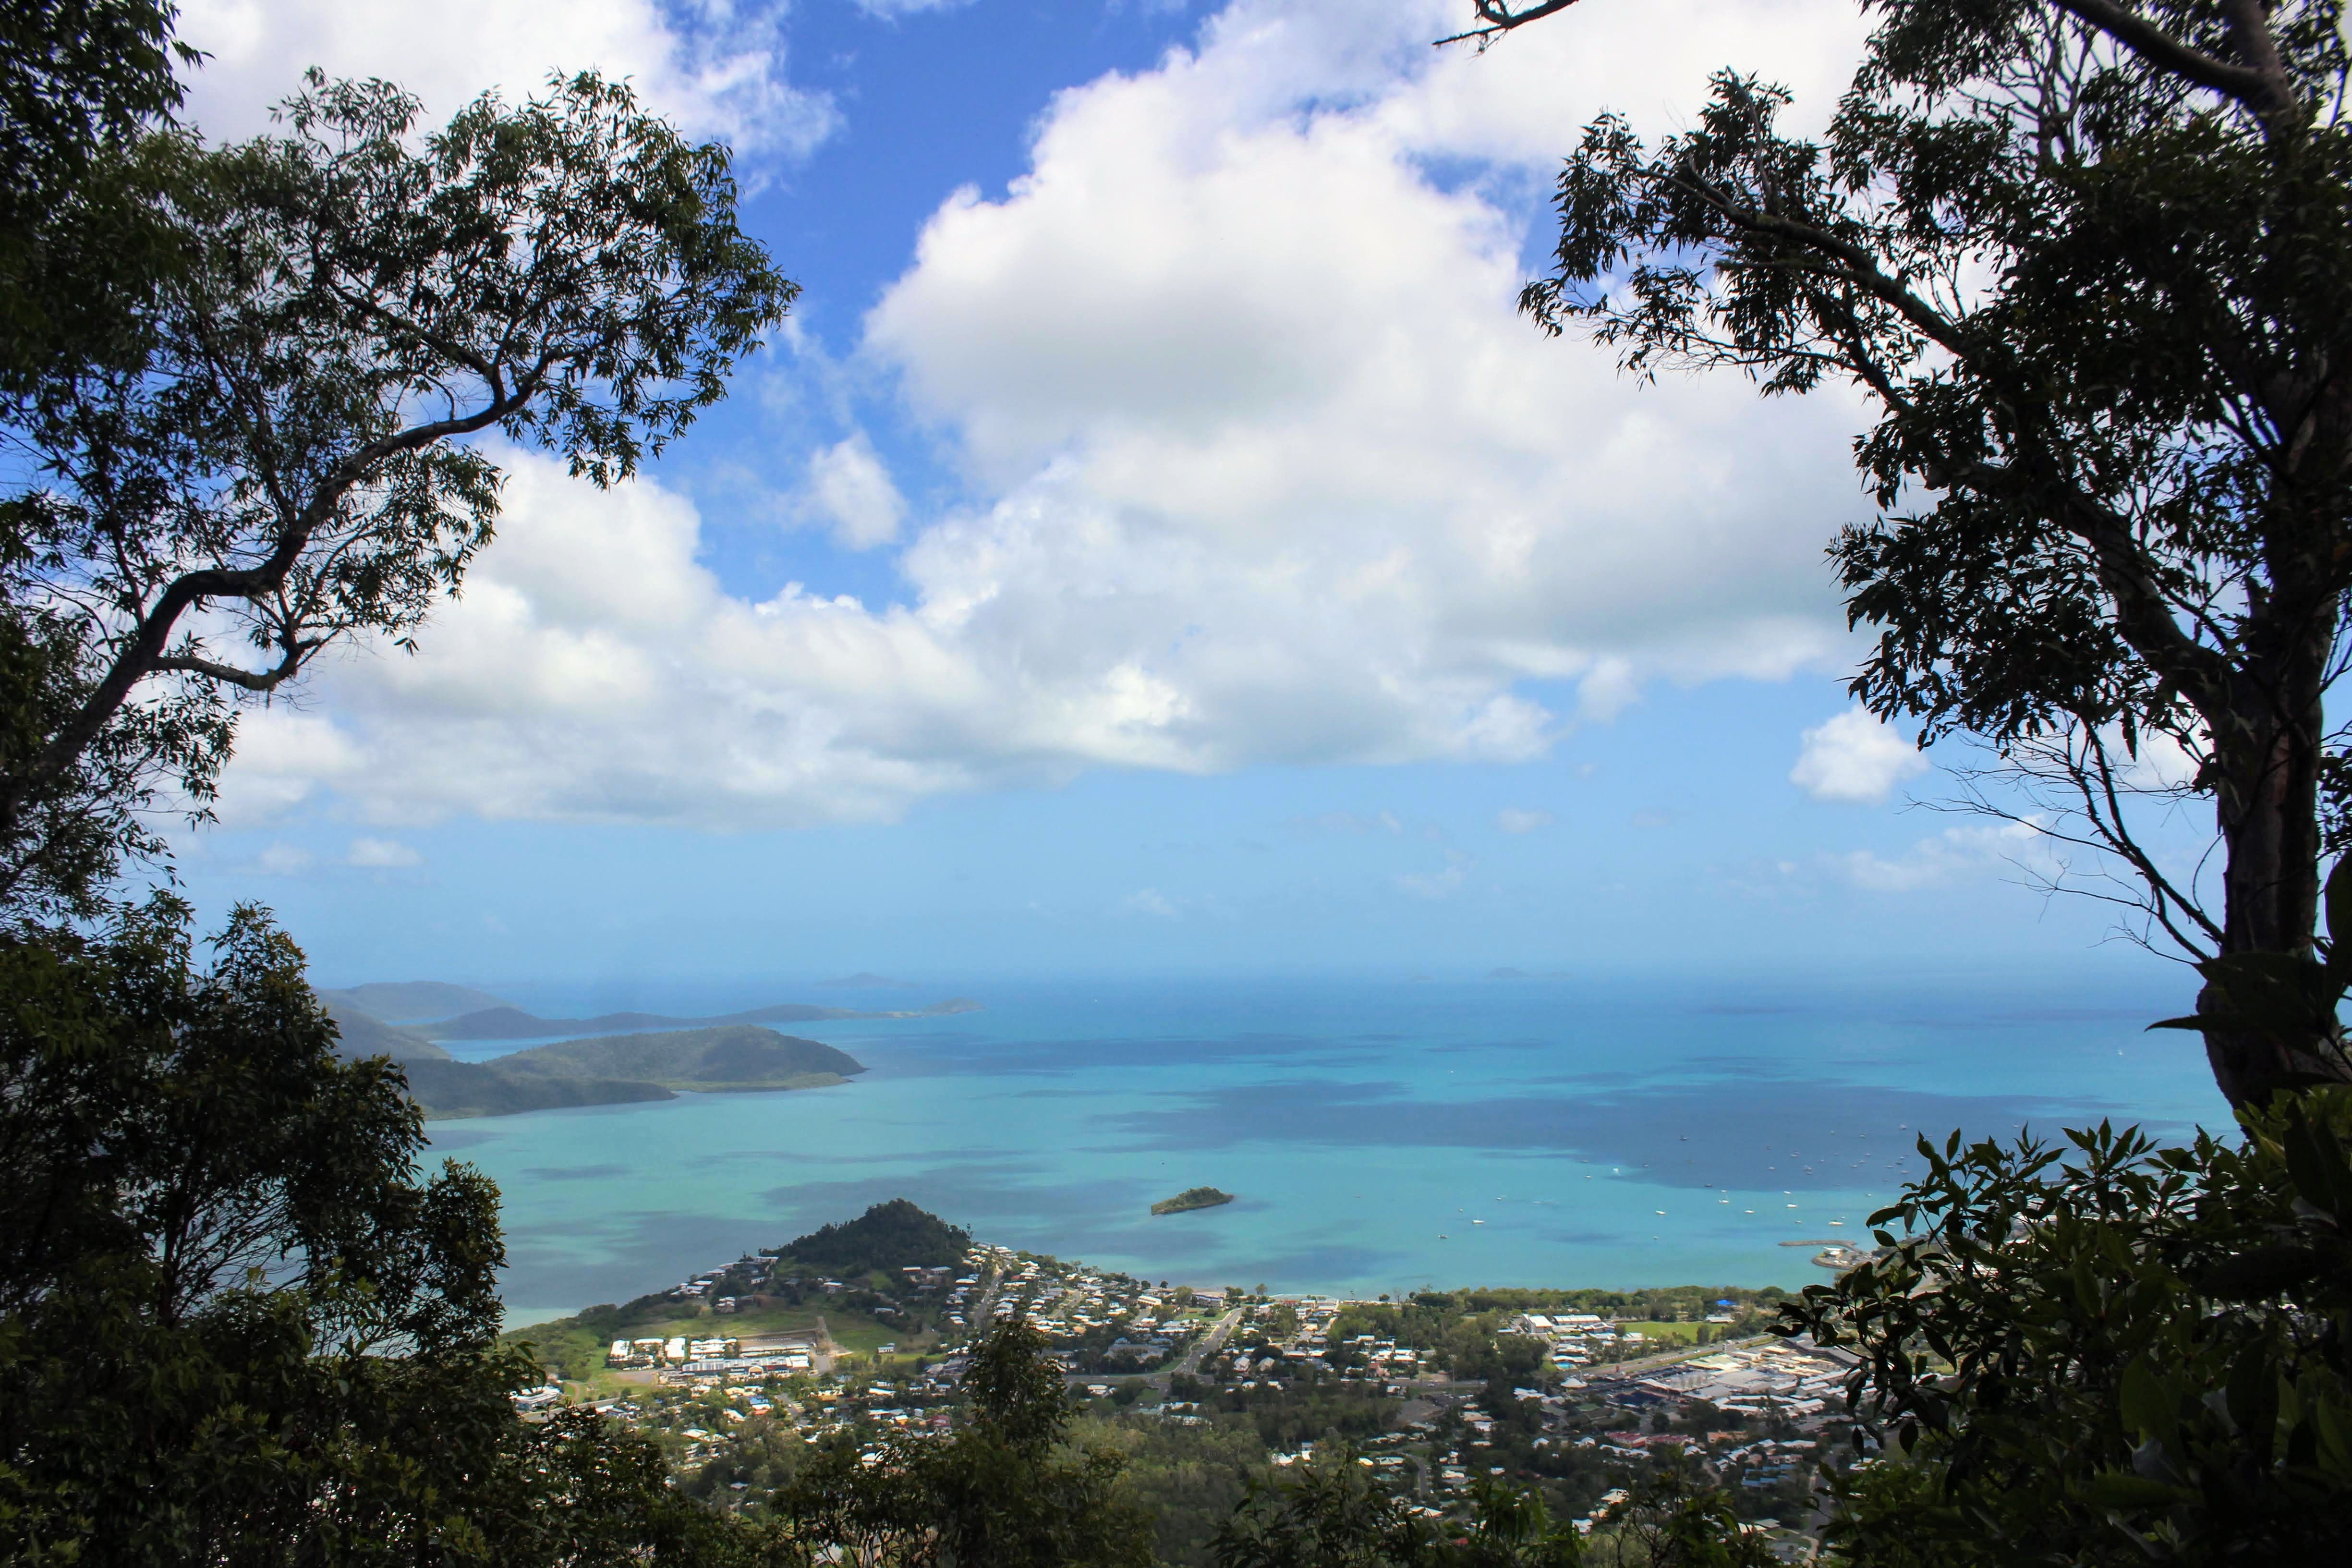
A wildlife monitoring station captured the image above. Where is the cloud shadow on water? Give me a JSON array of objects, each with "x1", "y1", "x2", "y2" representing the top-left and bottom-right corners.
[{"x1": 1100, "y1": 1077, "x2": 2137, "y2": 1192}]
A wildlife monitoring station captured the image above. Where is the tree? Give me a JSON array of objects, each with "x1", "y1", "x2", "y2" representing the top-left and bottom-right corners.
[
  {"x1": 1470, "y1": 0, "x2": 2352, "y2": 1106},
  {"x1": 0, "y1": 0, "x2": 191, "y2": 385},
  {"x1": 1213, "y1": 1456, "x2": 1765, "y2": 1568},
  {"x1": 0, "y1": 900, "x2": 772, "y2": 1563},
  {"x1": 773, "y1": 1319, "x2": 1154, "y2": 1567},
  {"x1": 0, "y1": 66, "x2": 793, "y2": 919}
]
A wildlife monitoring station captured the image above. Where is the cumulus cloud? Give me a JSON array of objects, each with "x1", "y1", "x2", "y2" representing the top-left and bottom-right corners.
[
  {"x1": 1828, "y1": 821, "x2": 2049, "y2": 893},
  {"x1": 1791, "y1": 707, "x2": 1928, "y2": 804},
  {"x1": 1395, "y1": 850, "x2": 1471, "y2": 898},
  {"x1": 1495, "y1": 807, "x2": 1552, "y2": 834},
  {"x1": 211, "y1": 0, "x2": 1889, "y2": 832},
  {"x1": 804, "y1": 433, "x2": 908, "y2": 549},
  {"x1": 175, "y1": 0, "x2": 835, "y2": 157},
  {"x1": 255, "y1": 842, "x2": 315, "y2": 875},
  {"x1": 347, "y1": 837, "x2": 424, "y2": 868}
]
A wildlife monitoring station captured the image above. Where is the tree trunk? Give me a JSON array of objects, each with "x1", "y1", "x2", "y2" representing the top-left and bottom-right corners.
[{"x1": 2201, "y1": 617, "x2": 2350, "y2": 1106}]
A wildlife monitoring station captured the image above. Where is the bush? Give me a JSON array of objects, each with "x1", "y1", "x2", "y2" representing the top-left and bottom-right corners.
[{"x1": 1787, "y1": 1094, "x2": 2352, "y2": 1564}]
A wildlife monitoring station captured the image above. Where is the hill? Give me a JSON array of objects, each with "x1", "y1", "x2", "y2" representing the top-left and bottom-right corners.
[
  {"x1": 396, "y1": 1026, "x2": 865, "y2": 1119},
  {"x1": 397, "y1": 1058, "x2": 675, "y2": 1119},
  {"x1": 492, "y1": 1026, "x2": 865, "y2": 1091},
  {"x1": 776, "y1": 1199, "x2": 971, "y2": 1275},
  {"x1": 321, "y1": 997, "x2": 449, "y2": 1061},
  {"x1": 417, "y1": 997, "x2": 979, "y2": 1041},
  {"x1": 319, "y1": 981, "x2": 512, "y2": 1021},
  {"x1": 1152, "y1": 1186, "x2": 1235, "y2": 1215}
]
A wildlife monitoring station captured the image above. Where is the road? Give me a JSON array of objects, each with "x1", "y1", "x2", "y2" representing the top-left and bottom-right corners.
[
  {"x1": 1176, "y1": 1305, "x2": 1246, "y2": 1377},
  {"x1": 1055, "y1": 1303, "x2": 1246, "y2": 1388}
]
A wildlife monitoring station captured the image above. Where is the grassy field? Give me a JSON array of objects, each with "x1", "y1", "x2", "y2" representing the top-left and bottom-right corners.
[{"x1": 1608, "y1": 1320, "x2": 1751, "y2": 1348}]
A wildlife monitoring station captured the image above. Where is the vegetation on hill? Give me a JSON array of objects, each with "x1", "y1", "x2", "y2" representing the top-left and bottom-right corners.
[
  {"x1": 397, "y1": 1026, "x2": 863, "y2": 1119},
  {"x1": 776, "y1": 1199, "x2": 972, "y2": 1276},
  {"x1": 318, "y1": 981, "x2": 512, "y2": 1022},
  {"x1": 496, "y1": 1026, "x2": 863, "y2": 1090},
  {"x1": 321, "y1": 997, "x2": 449, "y2": 1060},
  {"x1": 1152, "y1": 1187, "x2": 1235, "y2": 1215}
]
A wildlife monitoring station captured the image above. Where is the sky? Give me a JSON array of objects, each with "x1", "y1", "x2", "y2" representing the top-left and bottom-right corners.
[{"x1": 155, "y1": 0, "x2": 2200, "y2": 992}]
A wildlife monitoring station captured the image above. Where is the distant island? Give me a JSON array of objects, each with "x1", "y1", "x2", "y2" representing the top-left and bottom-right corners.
[
  {"x1": 1151, "y1": 1187, "x2": 1235, "y2": 1216},
  {"x1": 411, "y1": 997, "x2": 978, "y2": 1042},
  {"x1": 313, "y1": 983, "x2": 978, "y2": 1120},
  {"x1": 395, "y1": 1026, "x2": 867, "y2": 1120}
]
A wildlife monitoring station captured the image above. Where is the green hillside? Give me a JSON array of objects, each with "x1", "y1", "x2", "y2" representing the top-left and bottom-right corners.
[
  {"x1": 777, "y1": 1199, "x2": 970, "y2": 1275},
  {"x1": 321, "y1": 998, "x2": 449, "y2": 1061},
  {"x1": 399, "y1": 1058, "x2": 673, "y2": 1118},
  {"x1": 319, "y1": 981, "x2": 512, "y2": 1021},
  {"x1": 495, "y1": 1026, "x2": 865, "y2": 1090},
  {"x1": 398, "y1": 1026, "x2": 865, "y2": 1119}
]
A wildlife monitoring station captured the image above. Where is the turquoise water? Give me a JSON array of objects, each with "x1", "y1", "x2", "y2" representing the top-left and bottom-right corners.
[{"x1": 422, "y1": 972, "x2": 2227, "y2": 1321}]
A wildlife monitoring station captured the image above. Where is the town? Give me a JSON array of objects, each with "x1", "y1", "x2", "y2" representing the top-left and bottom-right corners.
[{"x1": 505, "y1": 1203, "x2": 1855, "y2": 1565}]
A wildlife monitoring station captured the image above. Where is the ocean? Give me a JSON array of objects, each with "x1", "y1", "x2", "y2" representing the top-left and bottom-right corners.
[{"x1": 420, "y1": 970, "x2": 2229, "y2": 1324}]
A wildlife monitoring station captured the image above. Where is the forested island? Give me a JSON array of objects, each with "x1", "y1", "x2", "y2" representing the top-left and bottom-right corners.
[
  {"x1": 395, "y1": 1026, "x2": 867, "y2": 1119},
  {"x1": 1152, "y1": 1187, "x2": 1235, "y2": 1215},
  {"x1": 315, "y1": 984, "x2": 918, "y2": 1118}
]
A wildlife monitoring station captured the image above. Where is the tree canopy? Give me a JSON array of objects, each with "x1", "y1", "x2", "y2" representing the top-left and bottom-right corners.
[
  {"x1": 0, "y1": 9, "x2": 803, "y2": 1561},
  {"x1": 0, "y1": 65, "x2": 793, "y2": 920},
  {"x1": 1480, "y1": 0, "x2": 2352, "y2": 1106}
]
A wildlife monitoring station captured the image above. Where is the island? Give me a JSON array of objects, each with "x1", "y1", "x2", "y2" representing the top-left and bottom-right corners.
[
  {"x1": 1151, "y1": 1186, "x2": 1235, "y2": 1216},
  {"x1": 388, "y1": 1026, "x2": 867, "y2": 1120}
]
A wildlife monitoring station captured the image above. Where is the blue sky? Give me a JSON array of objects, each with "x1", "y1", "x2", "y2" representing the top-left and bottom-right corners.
[{"x1": 158, "y1": 0, "x2": 2197, "y2": 994}]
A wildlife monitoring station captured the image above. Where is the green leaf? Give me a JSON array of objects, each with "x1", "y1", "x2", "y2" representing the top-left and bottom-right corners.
[
  {"x1": 2118, "y1": 1356, "x2": 2175, "y2": 1444},
  {"x1": 2327, "y1": 856, "x2": 2352, "y2": 980}
]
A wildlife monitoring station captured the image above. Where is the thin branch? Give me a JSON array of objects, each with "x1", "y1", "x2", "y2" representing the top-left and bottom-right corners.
[{"x1": 1435, "y1": 0, "x2": 1593, "y2": 49}]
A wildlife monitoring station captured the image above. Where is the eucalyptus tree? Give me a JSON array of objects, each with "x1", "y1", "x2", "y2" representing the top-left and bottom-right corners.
[
  {"x1": 0, "y1": 0, "x2": 190, "y2": 386},
  {"x1": 0, "y1": 67, "x2": 793, "y2": 919},
  {"x1": 1463, "y1": 0, "x2": 2352, "y2": 1105}
]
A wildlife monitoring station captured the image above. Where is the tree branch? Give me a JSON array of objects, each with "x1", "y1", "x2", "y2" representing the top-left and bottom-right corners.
[
  {"x1": 1436, "y1": 0, "x2": 1593, "y2": 49},
  {"x1": 150, "y1": 640, "x2": 325, "y2": 693},
  {"x1": 2049, "y1": 0, "x2": 2302, "y2": 130},
  {"x1": 0, "y1": 385, "x2": 530, "y2": 833}
]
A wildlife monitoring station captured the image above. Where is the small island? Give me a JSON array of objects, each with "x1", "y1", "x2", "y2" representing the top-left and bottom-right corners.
[{"x1": 1151, "y1": 1186, "x2": 1235, "y2": 1216}]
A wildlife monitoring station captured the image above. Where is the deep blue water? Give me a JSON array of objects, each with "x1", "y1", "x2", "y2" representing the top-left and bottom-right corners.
[{"x1": 418, "y1": 971, "x2": 2226, "y2": 1321}]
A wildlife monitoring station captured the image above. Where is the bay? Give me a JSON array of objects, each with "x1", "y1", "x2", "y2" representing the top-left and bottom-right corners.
[{"x1": 421, "y1": 970, "x2": 2226, "y2": 1322}]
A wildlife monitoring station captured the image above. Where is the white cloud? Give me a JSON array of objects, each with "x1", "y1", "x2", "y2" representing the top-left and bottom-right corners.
[
  {"x1": 805, "y1": 433, "x2": 908, "y2": 549},
  {"x1": 255, "y1": 842, "x2": 314, "y2": 875},
  {"x1": 347, "y1": 837, "x2": 423, "y2": 868},
  {"x1": 1495, "y1": 807, "x2": 1552, "y2": 834},
  {"x1": 1121, "y1": 887, "x2": 1181, "y2": 918},
  {"x1": 175, "y1": 0, "x2": 835, "y2": 157},
  {"x1": 209, "y1": 0, "x2": 1891, "y2": 833},
  {"x1": 1829, "y1": 821, "x2": 2049, "y2": 893},
  {"x1": 1791, "y1": 707, "x2": 1928, "y2": 804},
  {"x1": 1395, "y1": 850, "x2": 1471, "y2": 898}
]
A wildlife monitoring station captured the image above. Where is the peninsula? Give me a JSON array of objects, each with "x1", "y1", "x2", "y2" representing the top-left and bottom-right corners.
[{"x1": 1151, "y1": 1186, "x2": 1235, "y2": 1215}]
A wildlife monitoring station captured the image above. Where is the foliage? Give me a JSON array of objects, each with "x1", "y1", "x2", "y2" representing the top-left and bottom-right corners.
[
  {"x1": 0, "y1": 900, "x2": 774, "y2": 1563},
  {"x1": 772, "y1": 1318, "x2": 1154, "y2": 1567},
  {"x1": 0, "y1": 0, "x2": 191, "y2": 387},
  {"x1": 1489, "y1": 0, "x2": 2352, "y2": 1105},
  {"x1": 776, "y1": 1198, "x2": 974, "y2": 1277},
  {"x1": 1214, "y1": 1450, "x2": 1767, "y2": 1568},
  {"x1": 1784, "y1": 1094, "x2": 2352, "y2": 1563},
  {"x1": 1075, "y1": 1414, "x2": 1270, "y2": 1568},
  {"x1": 0, "y1": 67, "x2": 793, "y2": 919}
]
